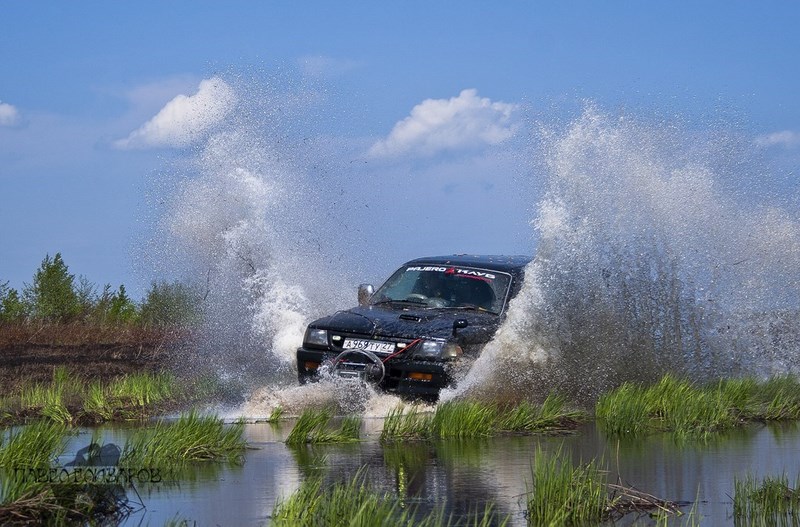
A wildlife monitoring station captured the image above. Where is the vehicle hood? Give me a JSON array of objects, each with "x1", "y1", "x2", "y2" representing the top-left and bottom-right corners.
[{"x1": 309, "y1": 304, "x2": 499, "y2": 341}]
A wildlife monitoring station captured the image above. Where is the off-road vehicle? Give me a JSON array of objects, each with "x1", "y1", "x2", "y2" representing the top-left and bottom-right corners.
[{"x1": 296, "y1": 254, "x2": 531, "y2": 399}]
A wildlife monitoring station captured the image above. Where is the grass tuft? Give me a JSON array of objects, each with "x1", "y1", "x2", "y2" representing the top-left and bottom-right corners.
[
  {"x1": 733, "y1": 473, "x2": 800, "y2": 525},
  {"x1": 0, "y1": 421, "x2": 67, "y2": 471},
  {"x1": 525, "y1": 447, "x2": 682, "y2": 525},
  {"x1": 285, "y1": 408, "x2": 362, "y2": 445},
  {"x1": 526, "y1": 446, "x2": 607, "y2": 525},
  {"x1": 122, "y1": 410, "x2": 246, "y2": 466},
  {"x1": 380, "y1": 397, "x2": 583, "y2": 443}
]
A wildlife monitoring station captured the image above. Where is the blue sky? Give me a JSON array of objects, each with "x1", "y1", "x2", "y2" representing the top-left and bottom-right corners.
[{"x1": 1, "y1": 2, "x2": 799, "y2": 298}]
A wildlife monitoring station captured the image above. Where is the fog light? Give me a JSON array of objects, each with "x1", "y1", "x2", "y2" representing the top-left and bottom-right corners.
[
  {"x1": 304, "y1": 361, "x2": 320, "y2": 370},
  {"x1": 408, "y1": 372, "x2": 433, "y2": 381}
]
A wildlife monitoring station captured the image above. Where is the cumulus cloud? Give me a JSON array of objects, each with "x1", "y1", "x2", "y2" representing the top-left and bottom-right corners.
[
  {"x1": 368, "y1": 89, "x2": 519, "y2": 158},
  {"x1": 114, "y1": 77, "x2": 236, "y2": 149},
  {"x1": 0, "y1": 101, "x2": 20, "y2": 127},
  {"x1": 754, "y1": 130, "x2": 800, "y2": 149}
]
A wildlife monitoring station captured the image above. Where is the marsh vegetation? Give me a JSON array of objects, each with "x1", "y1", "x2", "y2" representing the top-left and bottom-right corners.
[
  {"x1": 596, "y1": 374, "x2": 800, "y2": 440},
  {"x1": 1, "y1": 367, "x2": 178, "y2": 426},
  {"x1": 380, "y1": 395, "x2": 583, "y2": 442}
]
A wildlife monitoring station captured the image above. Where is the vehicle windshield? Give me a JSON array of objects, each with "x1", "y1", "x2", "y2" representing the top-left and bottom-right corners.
[{"x1": 371, "y1": 265, "x2": 512, "y2": 314}]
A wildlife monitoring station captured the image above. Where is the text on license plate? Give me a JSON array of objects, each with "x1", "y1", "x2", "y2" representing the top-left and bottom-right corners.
[{"x1": 342, "y1": 339, "x2": 395, "y2": 354}]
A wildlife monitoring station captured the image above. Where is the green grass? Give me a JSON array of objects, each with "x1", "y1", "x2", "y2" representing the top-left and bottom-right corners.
[
  {"x1": 733, "y1": 473, "x2": 800, "y2": 526},
  {"x1": 1, "y1": 368, "x2": 179, "y2": 425},
  {"x1": 525, "y1": 447, "x2": 681, "y2": 525},
  {"x1": 431, "y1": 401, "x2": 498, "y2": 439},
  {"x1": 0, "y1": 420, "x2": 70, "y2": 519},
  {"x1": 121, "y1": 410, "x2": 246, "y2": 466},
  {"x1": 0, "y1": 421, "x2": 67, "y2": 471},
  {"x1": 271, "y1": 467, "x2": 508, "y2": 527},
  {"x1": 285, "y1": 408, "x2": 362, "y2": 445},
  {"x1": 596, "y1": 374, "x2": 800, "y2": 440},
  {"x1": 264, "y1": 406, "x2": 284, "y2": 423},
  {"x1": 526, "y1": 446, "x2": 608, "y2": 525},
  {"x1": 380, "y1": 395, "x2": 583, "y2": 442},
  {"x1": 108, "y1": 371, "x2": 174, "y2": 408}
]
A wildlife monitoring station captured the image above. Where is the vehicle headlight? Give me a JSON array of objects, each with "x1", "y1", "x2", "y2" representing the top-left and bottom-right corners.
[
  {"x1": 304, "y1": 328, "x2": 328, "y2": 347},
  {"x1": 414, "y1": 340, "x2": 462, "y2": 360}
]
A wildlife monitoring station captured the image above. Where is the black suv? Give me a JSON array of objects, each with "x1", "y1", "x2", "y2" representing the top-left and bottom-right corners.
[{"x1": 296, "y1": 254, "x2": 531, "y2": 399}]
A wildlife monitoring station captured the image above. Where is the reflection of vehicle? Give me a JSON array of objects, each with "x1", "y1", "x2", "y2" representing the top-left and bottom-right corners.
[{"x1": 296, "y1": 255, "x2": 531, "y2": 399}]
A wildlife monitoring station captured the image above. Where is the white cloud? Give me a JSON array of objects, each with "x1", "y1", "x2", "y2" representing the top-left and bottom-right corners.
[
  {"x1": 754, "y1": 130, "x2": 800, "y2": 149},
  {"x1": 114, "y1": 77, "x2": 236, "y2": 149},
  {"x1": 0, "y1": 101, "x2": 20, "y2": 127},
  {"x1": 368, "y1": 89, "x2": 520, "y2": 158}
]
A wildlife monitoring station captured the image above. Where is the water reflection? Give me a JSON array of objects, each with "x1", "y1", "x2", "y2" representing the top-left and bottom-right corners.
[{"x1": 56, "y1": 420, "x2": 800, "y2": 526}]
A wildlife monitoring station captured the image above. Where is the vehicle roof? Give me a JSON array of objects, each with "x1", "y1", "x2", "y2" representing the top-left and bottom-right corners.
[{"x1": 403, "y1": 254, "x2": 533, "y2": 274}]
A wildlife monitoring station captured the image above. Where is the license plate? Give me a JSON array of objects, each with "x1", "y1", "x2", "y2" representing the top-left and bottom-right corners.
[
  {"x1": 336, "y1": 369, "x2": 363, "y2": 380},
  {"x1": 342, "y1": 338, "x2": 395, "y2": 355}
]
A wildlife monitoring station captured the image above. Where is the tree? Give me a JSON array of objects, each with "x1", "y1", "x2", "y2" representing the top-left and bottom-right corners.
[
  {"x1": 0, "y1": 281, "x2": 27, "y2": 322},
  {"x1": 108, "y1": 284, "x2": 138, "y2": 324},
  {"x1": 139, "y1": 281, "x2": 202, "y2": 327},
  {"x1": 23, "y1": 253, "x2": 82, "y2": 322}
]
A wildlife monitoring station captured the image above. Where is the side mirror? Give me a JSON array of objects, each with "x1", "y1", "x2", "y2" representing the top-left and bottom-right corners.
[
  {"x1": 452, "y1": 318, "x2": 469, "y2": 336},
  {"x1": 358, "y1": 284, "x2": 374, "y2": 306}
]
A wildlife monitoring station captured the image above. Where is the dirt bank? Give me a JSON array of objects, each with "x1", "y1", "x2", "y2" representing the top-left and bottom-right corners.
[{"x1": 0, "y1": 323, "x2": 188, "y2": 395}]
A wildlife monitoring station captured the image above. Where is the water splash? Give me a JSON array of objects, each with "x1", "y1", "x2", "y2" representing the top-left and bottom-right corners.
[
  {"x1": 150, "y1": 73, "x2": 350, "y2": 391},
  {"x1": 445, "y1": 106, "x2": 800, "y2": 403},
  {"x1": 152, "y1": 79, "x2": 799, "y2": 411}
]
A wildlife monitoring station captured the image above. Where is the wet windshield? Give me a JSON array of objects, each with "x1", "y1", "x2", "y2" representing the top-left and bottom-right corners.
[{"x1": 371, "y1": 265, "x2": 512, "y2": 314}]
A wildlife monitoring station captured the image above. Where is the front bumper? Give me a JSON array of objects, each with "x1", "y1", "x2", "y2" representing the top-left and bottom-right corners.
[{"x1": 297, "y1": 347, "x2": 453, "y2": 399}]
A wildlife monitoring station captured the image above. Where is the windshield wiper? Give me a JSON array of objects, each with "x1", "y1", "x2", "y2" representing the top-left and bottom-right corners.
[
  {"x1": 448, "y1": 304, "x2": 495, "y2": 313},
  {"x1": 372, "y1": 298, "x2": 427, "y2": 306}
]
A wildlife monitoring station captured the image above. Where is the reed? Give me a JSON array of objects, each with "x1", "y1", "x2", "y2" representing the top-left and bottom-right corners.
[
  {"x1": 122, "y1": 410, "x2": 246, "y2": 466},
  {"x1": 733, "y1": 473, "x2": 800, "y2": 526},
  {"x1": 285, "y1": 408, "x2": 362, "y2": 445}
]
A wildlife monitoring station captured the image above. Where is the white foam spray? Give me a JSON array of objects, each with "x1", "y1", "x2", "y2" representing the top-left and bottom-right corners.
[
  {"x1": 151, "y1": 79, "x2": 799, "y2": 412},
  {"x1": 147, "y1": 73, "x2": 353, "y2": 395},
  {"x1": 445, "y1": 106, "x2": 800, "y2": 402}
]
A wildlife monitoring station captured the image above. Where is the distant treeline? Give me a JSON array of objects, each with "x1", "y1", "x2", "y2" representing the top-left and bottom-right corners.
[{"x1": 0, "y1": 253, "x2": 201, "y2": 327}]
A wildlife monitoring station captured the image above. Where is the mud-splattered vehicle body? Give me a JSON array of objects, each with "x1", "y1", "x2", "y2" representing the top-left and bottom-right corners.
[{"x1": 296, "y1": 255, "x2": 531, "y2": 399}]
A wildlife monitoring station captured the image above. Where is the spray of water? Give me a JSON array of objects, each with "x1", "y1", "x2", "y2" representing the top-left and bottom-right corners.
[
  {"x1": 152, "y1": 77, "x2": 798, "y2": 412},
  {"x1": 445, "y1": 106, "x2": 800, "y2": 403},
  {"x1": 147, "y1": 73, "x2": 354, "y2": 398}
]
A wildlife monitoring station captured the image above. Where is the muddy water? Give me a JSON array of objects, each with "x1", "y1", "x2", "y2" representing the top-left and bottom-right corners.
[{"x1": 57, "y1": 419, "x2": 800, "y2": 526}]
